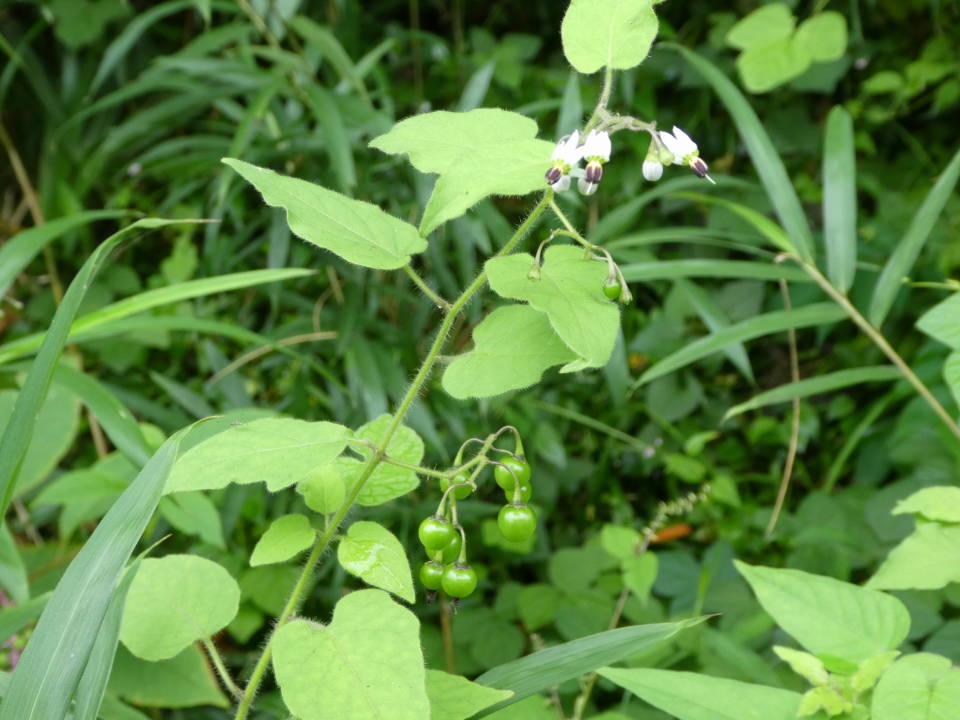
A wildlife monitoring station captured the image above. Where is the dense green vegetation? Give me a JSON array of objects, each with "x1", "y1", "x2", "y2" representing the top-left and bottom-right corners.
[{"x1": 0, "y1": 1, "x2": 959, "y2": 719}]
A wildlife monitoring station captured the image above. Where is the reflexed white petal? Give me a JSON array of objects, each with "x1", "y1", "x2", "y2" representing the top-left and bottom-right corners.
[
  {"x1": 658, "y1": 131, "x2": 685, "y2": 163},
  {"x1": 577, "y1": 177, "x2": 597, "y2": 195},
  {"x1": 582, "y1": 130, "x2": 611, "y2": 161},
  {"x1": 554, "y1": 174, "x2": 572, "y2": 192},
  {"x1": 670, "y1": 126, "x2": 699, "y2": 157},
  {"x1": 642, "y1": 160, "x2": 664, "y2": 181},
  {"x1": 552, "y1": 130, "x2": 582, "y2": 164}
]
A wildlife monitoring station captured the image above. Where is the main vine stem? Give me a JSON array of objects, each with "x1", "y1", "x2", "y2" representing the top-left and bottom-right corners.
[{"x1": 232, "y1": 191, "x2": 553, "y2": 720}]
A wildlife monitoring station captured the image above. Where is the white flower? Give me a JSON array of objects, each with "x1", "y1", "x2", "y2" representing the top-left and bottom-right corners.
[
  {"x1": 546, "y1": 130, "x2": 582, "y2": 190},
  {"x1": 658, "y1": 126, "x2": 714, "y2": 183},
  {"x1": 580, "y1": 130, "x2": 611, "y2": 162},
  {"x1": 577, "y1": 176, "x2": 598, "y2": 196},
  {"x1": 642, "y1": 159, "x2": 663, "y2": 182}
]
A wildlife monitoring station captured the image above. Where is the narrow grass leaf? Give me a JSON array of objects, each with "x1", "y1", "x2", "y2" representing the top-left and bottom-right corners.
[
  {"x1": 869, "y1": 144, "x2": 960, "y2": 326},
  {"x1": 674, "y1": 279, "x2": 754, "y2": 384},
  {"x1": 823, "y1": 106, "x2": 857, "y2": 293},
  {"x1": 670, "y1": 192, "x2": 794, "y2": 255},
  {"x1": 620, "y1": 259, "x2": 809, "y2": 283},
  {"x1": 670, "y1": 45, "x2": 815, "y2": 260},
  {"x1": 634, "y1": 303, "x2": 846, "y2": 388},
  {"x1": 724, "y1": 366, "x2": 901, "y2": 420}
]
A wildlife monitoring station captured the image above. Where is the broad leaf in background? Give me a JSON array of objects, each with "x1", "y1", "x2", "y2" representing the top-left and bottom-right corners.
[
  {"x1": 157, "y1": 491, "x2": 224, "y2": 548},
  {"x1": 868, "y1": 524, "x2": 960, "y2": 590},
  {"x1": 736, "y1": 562, "x2": 910, "y2": 666},
  {"x1": 871, "y1": 653, "x2": 960, "y2": 720},
  {"x1": 486, "y1": 245, "x2": 619, "y2": 370},
  {"x1": 893, "y1": 486, "x2": 960, "y2": 522},
  {"x1": 337, "y1": 521, "x2": 414, "y2": 602},
  {"x1": 442, "y1": 305, "x2": 577, "y2": 399},
  {"x1": 345, "y1": 414, "x2": 424, "y2": 506},
  {"x1": 0, "y1": 432, "x2": 184, "y2": 720},
  {"x1": 273, "y1": 590, "x2": 429, "y2": 720},
  {"x1": 164, "y1": 418, "x2": 350, "y2": 493},
  {"x1": 426, "y1": 670, "x2": 513, "y2": 720},
  {"x1": 599, "y1": 667, "x2": 804, "y2": 720},
  {"x1": 475, "y1": 619, "x2": 702, "y2": 715},
  {"x1": 223, "y1": 158, "x2": 426, "y2": 269},
  {"x1": 916, "y1": 292, "x2": 960, "y2": 349},
  {"x1": 370, "y1": 109, "x2": 552, "y2": 236},
  {"x1": 119, "y1": 555, "x2": 240, "y2": 661},
  {"x1": 250, "y1": 514, "x2": 316, "y2": 566},
  {"x1": 823, "y1": 106, "x2": 857, "y2": 294},
  {"x1": 0, "y1": 524, "x2": 28, "y2": 604},
  {"x1": 561, "y1": 0, "x2": 659, "y2": 74},
  {"x1": 869, "y1": 145, "x2": 960, "y2": 326},
  {"x1": 108, "y1": 645, "x2": 228, "y2": 710}
]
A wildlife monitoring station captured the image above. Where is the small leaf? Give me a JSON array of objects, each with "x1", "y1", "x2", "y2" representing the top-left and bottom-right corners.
[
  {"x1": 916, "y1": 292, "x2": 960, "y2": 349},
  {"x1": 164, "y1": 418, "x2": 350, "y2": 494},
  {"x1": 822, "y1": 106, "x2": 857, "y2": 294},
  {"x1": 622, "y1": 553, "x2": 658, "y2": 605},
  {"x1": 337, "y1": 521, "x2": 414, "y2": 602},
  {"x1": 486, "y1": 245, "x2": 619, "y2": 369},
  {"x1": 872, "y1": 653, "x2": 960, "y2": 720},
  {"x1": 736, "y1": 561, "x2": 910, "y2": 665},
  {"x1": 851, "y1": 651, "x2": 900, "y2": 693},
  {"x1": 344, "y1": 414, "x2": 424, "y2": 506},
  {"x1": 223, "y1": 158, "x2": 426, "y2": 269},
  {"x1": 736, "y1": 36, "x2": 810, "y2": 93},
  {"x1": 867, "y1": 523, "x2": 960, "y2": 591},
  {"x1": 600, "y1": 525, "x2": 640, "y2": 560},
  {"x1": 273, "y1": 590, "x2": 429, "y2": 720},
  {"x1": 773, "y1": 646, "x2": 829, "y2": 686},
  {"x1": 442, "y1": 305, "x2": 577, "y2": 399},
  {"x1": 561, "y1": 0, "x2": 659, "y2": 74},
  {"x1": 108, "y1": 645, "x2": 228, "y2": 709},
  {"x1": 250, "y1": 514, "x2": 316, "y2": 567},
  {"x1": 120, "y1": 555, "x2": 240, "y2": 661},
  {"x1": 426, "y1": 670, "x2": 513, "y2": 720},
  {"x1": 794, "y1": 12, "x2": 848, "y2": 62},
  {"x1": 516, "y1": 584, "x2": 562, "y2": 631},
  {"x1": 893, "y1": 486, "x2": 960, "y2": 522},
  {"x1": 599, "y1": 667, "x2": 803, "y2": 720},
  {"x1": 298, "y1": 464, "x2": 346, "y2": 514},
  {"x1": 725, "y1": 4, "x2": 795, "y2": 50}
]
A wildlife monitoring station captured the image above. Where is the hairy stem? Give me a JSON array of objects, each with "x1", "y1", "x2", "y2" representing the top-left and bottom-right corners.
[
  {"x1": 203, "y1": 638, "x2": 242, "y2": 700},
  {"x1": 585, "y1": 66, "x2": 614, "y2": 132},
  {"x1": 233, "y1": 191, "x2": 552, "y2": 720},
  {"x1": 403, "y1": 264, "x2": 451, "y2": 310}
]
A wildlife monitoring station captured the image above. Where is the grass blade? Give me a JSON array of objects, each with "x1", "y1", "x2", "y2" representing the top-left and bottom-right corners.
[
  {"x1": 670, "y1": 192, "x2": 794, "y2": 255},
  {"x1": 633, "y1": 303, "x2": 847, "y2": 388},
  {"x1": 823, "y1": 107, "x2": 857, "y2": 294},
  {"x1": 724, "y1": 366, "x2": 901, "y2": 420},
  {"x1": 674, "y1": 279, "x2": 754, "y2": 383},
  {"x1": 0, "y1": 210, "x2": 126, "y2": 298},
  {"x1": 0, "y1": 219, "x2": 200, "y2": 518},
  {"x1": 868, "y1": 144, "x2": 960, "y2": 326},
  {"x1": 669, "y1": 45, "x2": 815, "y2": 261},
  {"x1": 619, "y1": 259, "x2": 810, "y2": 283},
  {"x1": 474, "y1": 618, "x2": 703, "y2": 716},
  {"x1": 0, "y1": 431, "x2": 184, "y2": 720}
]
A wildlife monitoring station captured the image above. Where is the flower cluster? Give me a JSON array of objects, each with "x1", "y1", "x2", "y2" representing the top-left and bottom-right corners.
[
  {"x1": 545, "y1": 129, "x2": 611, "y2": 195},
  {"x1": 546, "y1": 124, "x2": 713, "y2": 193}
]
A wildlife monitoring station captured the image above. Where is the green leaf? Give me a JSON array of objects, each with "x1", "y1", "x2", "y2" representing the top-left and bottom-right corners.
[
  {"x1": 893, "y1": 486, "x2": 960, "y2": 522},
  {"x1": 0, "y1": 219, "x2": 197, "y2": 520},
  {"x1": 119, "y1": 555, "x2": 240, "y2": 661},
  {"x1": 442, "y1": 305, "x2": 577, "y2": 399},
  {"x1": 222, "y1": 158, "x2": 426, "y2": 269},
  {"x1": 851, "y1": 651, "x2": 901, "y2": 693},
  {"x1": 337, "y1": 521, "x2": 414, "y2": 602},
  {"x1": 916, "y1": 292, "x2": 960, "y2": 349},
  {"x1": 273, "y1": 589, "x2": 429, "y2": 720},
  {"x1": 669, "y1": 192, "x2": 795, "y2": 255},
  {"x1": 823, "y1": 106, "x2": 857, "y2": 294},
  {"x1": 622, "y1": 553, "x2": 658, "y2": 605},
  {"x1": 635, "y1": 303, "x2": 846, "y2": 387},
  {"x1": 869, "y1": 145, "x2": 960, "y2": 326},
  {"x1": 867, "y1": 523, "x2": 960, "y2": 591},
  {"x1": 674, "y1": 278, "x2": 754, "y2": 383},
  {"x1": 303, "y1": 84, "x2": 356, "y2": 191},
  {"x1": 486, "y1": 245, "x2": 619, "y2": 369},
  {"x1": 0, "y1": 592, "x2": 49, "y2": 641},
  {"x1": 250, "y1": 514, "x2": 316, "y2": 567},
  {"x1": 726, "y1": 4, "x2": 795, "y2": 50},
  {"x1": 474, "y1": 618, "x2": 702, "y2": 715},
  {"x1": 426, "y1": 670, "x2": 513, "y2": 720},
  {"x1": 736, "y1": 36, "x2": 810, "y2": 93},
  {"x1": 370, "y1": 110, "x2": 553, "y2": 236},
  {"x1": 598, "y1": 667, "x2": 803, "y2": 720},
  {"x1": 620, "y1": 259, "x2": 810, "y2": 283},
  {"x1": 108, "y1": 645, "x2": 228, "y2": 709},
  {"x1": 0, "y1": 431, "x2": 184, "y2": 720},
  {"x1": 157, "y1": 492, "x2": 224, "y2": 548},
  {"x1": 670, "y1": 46, "x2": 815, "y2": 261},
  {"x1": 560, "y1": 0, "x2": 659, "y2": 74},
  {"x1": 794, "y1": 12, "x2": 848, "y2": 62},
  {"x1": 773, "y1": 646, "x2": 829, "y2": 686},
  {"x1": 946, "y1": 351, "x2": 960, "y2": 411},
  {"x1": 347, "y1": 414, "x2": 424, "y2": 506},
  {"x1": 724, "y1": 366, "x2": 902, "y2": 419},
  {"x1": 0, "y1": 524, "x2": 28, "y2": 603},
  {"x1": 600, "y1": 525, "x2": 640, "y2": 560},
  {"x1": 164, "y1": 418, "x2": 350, "y2": 494},
  {"x1": 516, "y1": 584, "x2": 562, "y2": 631},
  {"x1": 736, "y1": 561, "x2": 910, "y2": 665},
  {"x1": 872, "y1": 653, "x2": 960, "y2": 720},
  {"x1": 298, "y1": 464, "x2": 347, "y2": 514}
]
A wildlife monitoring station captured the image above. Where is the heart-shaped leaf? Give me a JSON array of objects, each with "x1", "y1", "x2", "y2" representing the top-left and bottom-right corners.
[{"x1": 337, "y1": 521, "x2": 414, "y2": 602}]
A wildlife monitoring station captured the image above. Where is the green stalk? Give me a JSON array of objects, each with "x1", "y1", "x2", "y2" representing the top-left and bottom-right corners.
[{"x1": 232, "y1": 191, "x2": 552, "y2": 720}]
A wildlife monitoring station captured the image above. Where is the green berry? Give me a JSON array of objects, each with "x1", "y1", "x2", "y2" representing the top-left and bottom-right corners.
[
  {"x1": 440, "y1": 472, "x2": 473, "y2": 500},
  {"x1": 603, "y1": 279, "x2": 622, "y2": 300},
  {"x1": 494, "y1": 457, "x2": 532, "y2": 492},
  {"x1": 497, "y1": 504, "x2": 537, "y2": 543},
  {"x1": 418, "y1": 516, "x2": 454, "y2": 552},
  {"x1": 441, "y1": 563, "x2": 478, "y2": 598},
  {"x1": 440, "y1": 530, "x2": 463, "y2": 564},
  {"x1": 419, "y1": 561, "x2": 444, "y2": 590}
]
